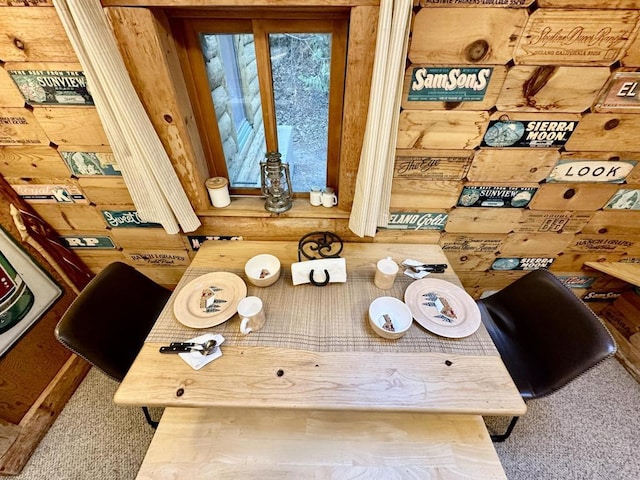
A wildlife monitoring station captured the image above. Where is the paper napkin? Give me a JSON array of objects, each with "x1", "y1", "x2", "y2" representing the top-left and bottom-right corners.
[{"x1": 178, "y1": 333, "x2": 225, "y2": 370}]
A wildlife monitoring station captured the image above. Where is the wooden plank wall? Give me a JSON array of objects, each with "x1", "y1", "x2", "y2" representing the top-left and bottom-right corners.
[
  {"x1": 2, "y1": 1, "x2": 640, "y2": 306},
  {"x1": 398, "y1": 1, "x2": 640, "y2": 312}
]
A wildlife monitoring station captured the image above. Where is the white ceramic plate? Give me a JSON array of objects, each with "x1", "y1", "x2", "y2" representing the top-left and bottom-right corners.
[
  {"x1": 404, "y1": 278, "x2": 481, "y2": 338},
  {"x1": 173, "y1": 272, "x2": 247, "y2": 328}
]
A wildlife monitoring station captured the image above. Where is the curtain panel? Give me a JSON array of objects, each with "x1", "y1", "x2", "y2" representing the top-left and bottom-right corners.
[
  {"x1": 53, "y1": 0, "x2": 201, "y2": 234},
  {"x1": 348, "y1": 0, "x2": 412, "y2": 238}
]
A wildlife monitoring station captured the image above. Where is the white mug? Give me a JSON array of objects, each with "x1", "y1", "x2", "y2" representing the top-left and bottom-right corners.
[
  {"x1": 310, "y1": 187, "x2": 322, "y2": 206},
  {"x1": 322, "y1": 191, "x2": 337, "y2": 208},
  {"x1": 374, "y1": 257, "x2": 399, "y2": 290},
  {"x1": 238, "y1": 296, "x2": 266, "y2": 334}
]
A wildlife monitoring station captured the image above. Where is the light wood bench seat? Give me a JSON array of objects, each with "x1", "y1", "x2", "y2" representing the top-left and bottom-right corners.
[{"x1": 136, "y1": 407, "x2": 507, "y2": 479}]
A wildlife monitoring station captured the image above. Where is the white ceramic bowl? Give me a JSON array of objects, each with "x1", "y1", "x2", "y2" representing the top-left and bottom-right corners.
[
  {"x1": 368, "y1": 296, "x2": 413, "y2": 340},
  {"x1": 244, "y1": 254, "x2": 281, "y2": 287}
]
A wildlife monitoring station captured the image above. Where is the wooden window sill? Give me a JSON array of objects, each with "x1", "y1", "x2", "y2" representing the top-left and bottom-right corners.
[{"x1": 196, "y1": 197, "x2": 350, "y2": 219}]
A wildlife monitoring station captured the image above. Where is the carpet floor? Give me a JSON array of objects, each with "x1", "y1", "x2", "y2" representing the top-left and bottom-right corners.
[{"x1": 10, "y1": 357, "x2": 640, "y2": 480}]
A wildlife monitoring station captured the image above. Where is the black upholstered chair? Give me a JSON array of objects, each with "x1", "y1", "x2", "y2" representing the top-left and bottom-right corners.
[
  {"x1": 55, "y1": 262, "x2": 172, "y2": 428},
  {"x1": 477, "y1": 268, "x2": 616, "y2": 441}
]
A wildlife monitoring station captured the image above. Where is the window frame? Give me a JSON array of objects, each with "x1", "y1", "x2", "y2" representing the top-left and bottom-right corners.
[{"x1": 169, "y1": 9, "x2": 349, "y2": 197}]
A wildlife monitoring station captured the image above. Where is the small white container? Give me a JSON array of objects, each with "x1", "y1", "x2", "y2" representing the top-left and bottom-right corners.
[
  {"x1": 368, "y1": 296, "x2": 413, "y2": 340},
  {"x1": 206, "y1": 177, "x2": 231, "y2": 208}
]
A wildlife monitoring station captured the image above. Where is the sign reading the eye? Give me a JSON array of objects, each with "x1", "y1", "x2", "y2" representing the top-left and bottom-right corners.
[
  {"x1": 491, "y1": 257, "x2": 555, "y2": 271},
  {"x1": 9, "y1": 70, "x2": 94, "y2": 106},
  {"x1": 394, "y1": 154, "x2": 472, "y2": 180},
  {"x1": 481, "y1": 120, "x2": 578, "y2": 148},
  {"x1": 408, "y1": 67, "x2": 493, "y2": 102},
  {"x1": 557, "y1": 275, "x2": 597, "y2": 289},
  {"x1": 457, "y1": 185, "x2": 537, "y2": 208},
  {"x1": 547, "y1": 160, "x2": 636, "y2": 183},
  {"x1": 385, "y1": 212, "x2": 448, "y2": 231}
]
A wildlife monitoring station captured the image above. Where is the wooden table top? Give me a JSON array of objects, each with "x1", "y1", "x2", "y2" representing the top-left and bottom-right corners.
[
  {"x1": 115, "y1": 241, "x2": 526, "y2": 416},
  {"x1": 584, "y1": 261, "x2": 640, "y2": 287}
]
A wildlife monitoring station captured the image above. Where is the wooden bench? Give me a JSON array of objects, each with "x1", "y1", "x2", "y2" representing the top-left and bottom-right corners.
[{"x1": 135, "y1": 407, "x2": 507, "y2": 479}]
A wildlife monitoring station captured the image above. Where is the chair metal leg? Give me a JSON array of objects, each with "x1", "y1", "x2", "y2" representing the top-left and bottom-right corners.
[
  {"x1": 141, "y1": 406, "x2": 158, "y2": 429},
  {"x1": 490, "y1": 416, "x2": 519, "y2": 442}
]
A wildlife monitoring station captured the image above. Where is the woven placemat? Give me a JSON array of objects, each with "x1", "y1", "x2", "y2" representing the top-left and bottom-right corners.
[{"x1": 147, "y1": 267, "x2": 498, "y2": 355}]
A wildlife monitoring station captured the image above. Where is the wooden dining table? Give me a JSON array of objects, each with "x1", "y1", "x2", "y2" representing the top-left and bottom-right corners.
[{"x1": 115, "y1": 240, "x2": 526, "y2": 479}]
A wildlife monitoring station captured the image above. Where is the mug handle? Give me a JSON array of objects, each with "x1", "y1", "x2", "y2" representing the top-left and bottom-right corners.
[
  {"x1": 332, "y1": 195, "x2": 337, "y2": 205},
  {"x1": 240, "y1": 317, "x2": 253, "y2": 334}
]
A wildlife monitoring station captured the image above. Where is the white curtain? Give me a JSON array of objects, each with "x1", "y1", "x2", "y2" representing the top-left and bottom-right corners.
[
  {"x1": 53, "y1": 0, "x2": 201, "y2": 234},
  {"x1": 348, "y1": 0, "x2": 412, "y2": 237}
]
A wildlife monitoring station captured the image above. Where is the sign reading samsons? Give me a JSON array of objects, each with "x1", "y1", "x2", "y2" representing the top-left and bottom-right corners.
[{"x1": 408, "y1": 67, "x2": 493, "y2": 102}]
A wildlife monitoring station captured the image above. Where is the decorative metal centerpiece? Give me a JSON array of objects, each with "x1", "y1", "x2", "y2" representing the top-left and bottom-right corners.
[
  {"x1": 297, "y1": 231, "x2": 344, "y2": 262},
  {"x1": 260, "y1": 151, "x2": 292, "y2": 213}
]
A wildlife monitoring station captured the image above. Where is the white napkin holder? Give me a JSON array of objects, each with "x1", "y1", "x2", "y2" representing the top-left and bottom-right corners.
[{"x1": 290, "y1": 258, "x2": 347, "y2": 286}]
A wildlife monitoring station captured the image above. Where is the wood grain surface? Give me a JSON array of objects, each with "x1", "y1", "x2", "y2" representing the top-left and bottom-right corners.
[
  {"x1": 136, "y1": 407, "x2": 508, "y2": 480},
  {"x1": 115, "y1": 241, "x2": 526, "y2": 416}
]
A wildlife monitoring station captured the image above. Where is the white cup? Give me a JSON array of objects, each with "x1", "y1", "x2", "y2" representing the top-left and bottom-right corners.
[
  {"x1": 238, "y1": 296, "x2": 266, "y2": 335},
  {"x1": 310, "y1": 187, "x2": 322, "y2": 206},
  {"x1": 374, "y1": 257, "x2": 399, "y2": 290},
  {"x1": 322, "y1": 190, "x2": 337, "y2": 208},
  {"x1": 205, "y1": 177, "x2": 231, "y2": 208}
]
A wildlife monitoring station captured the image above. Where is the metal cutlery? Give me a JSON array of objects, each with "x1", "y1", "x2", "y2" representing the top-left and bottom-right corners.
[
  {"x1": 159, "y1": 338, "x2": 217, "y2": 356},
  {"x1": 402, "y1": 262, "x2": 448, "y2": 274}
]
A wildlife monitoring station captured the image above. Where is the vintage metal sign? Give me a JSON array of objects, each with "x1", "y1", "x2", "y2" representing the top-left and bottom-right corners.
[
  {"x1": 9, "y1": 70, "x2": 93, "y2": 106},
  {"x1": 547, "y1": 159, "x2": 636, "y2": 183},
  {"x1": 517, "y1": 211, "x2": 592, "y2": 233},
  {"x1": 9, "y1": 70, "x2": 93, "y2": 105},
  {"x1": 384, "y1": 212, "x2": 448, "y2": 231},
  {"x1": 0, "y1": 226, "x2": 61, "y2": 355},
  {"x1": 439, "y1": 235, "x2": 503, "y2": 253},
  {"x1": 568, "y1": 236, "x2": 636, "y2": 254},
  {"x1": 12, "y1": 184, "x2": 88, "y2": 204},
  {"x1": 408, "y1": 67, "x2": 493, "y2": 102},
  {"x1": 582, "y1": 291, "x2": 621, "y2": 302},
  {"x1": 515, "y1": 10, "x2": 638, "y2": 65},
  {"x1": 0, "y1": 110, "x2": 48, "y2": 146},
  {"x1": 557, "y1": 275, "x2": 597, "y2": 289},
  {"x1": 101, "y1": 210, "x2": 162, "y2": 228},
  {"x1": 60, "y1": 151, "x2": 121, "y2": 176},
  {"x1": 481, "y1": 120, "x2": 577, "y2": 148},
  {"x1": 604, "y1": 189, "x2": 640, "y2": 210},
  {"x1": 188, "y1": 236, "x2": 243, "y2": 251},
  {"x1": 421, "y1": 0, "x2": 531, "y2": 4},
  {"x1": 491, "y1": 257, "x2": 555, "y2": 270},
  {"x1": 127, "y1": 252, "x2": 190, "y2": 267},
  {"x1": 457, "y1": 185, "x2": 537, "y2": 208},
  {"x1": 60, "y1": 236, "x2": 116, "y2": 249},
  {"x1": 597, "y1": 72, "x2": 640, "y2": 110},
  {"x1": 394, "y1": 155, "x2": 472, "y2": 180}
]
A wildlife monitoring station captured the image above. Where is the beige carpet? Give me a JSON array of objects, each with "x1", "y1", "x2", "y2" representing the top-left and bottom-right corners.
[{"x1": 10, "y1": 357, "x2": 640, "y2": 479}]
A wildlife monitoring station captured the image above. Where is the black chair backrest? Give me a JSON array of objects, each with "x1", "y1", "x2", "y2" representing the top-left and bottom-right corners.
[
  {"x1": 55, "y1": 262, "x2": 172, "y2": 381},
  {"x1": 477, "y1": 269, "x2": 616, "y2": 400}
]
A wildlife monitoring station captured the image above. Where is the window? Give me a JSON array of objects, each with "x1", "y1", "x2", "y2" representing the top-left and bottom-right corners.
[{"x1": 170, "y1": 11, "x2": 348, "y2": 196}]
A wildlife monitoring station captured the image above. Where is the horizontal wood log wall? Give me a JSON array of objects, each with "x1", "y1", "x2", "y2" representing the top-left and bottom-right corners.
[
  {"x1": 2, "y1": 1, "x2": 640, "y2": 301},
  {"x1": 3, "y1": 1, "x2": 640, "y2": 468}
]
